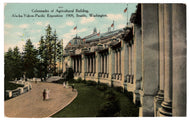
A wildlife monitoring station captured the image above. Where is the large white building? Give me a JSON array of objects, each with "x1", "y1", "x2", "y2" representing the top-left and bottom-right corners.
[{"x1": 62, "y1": 4, "x2": 186, "y2": 117}]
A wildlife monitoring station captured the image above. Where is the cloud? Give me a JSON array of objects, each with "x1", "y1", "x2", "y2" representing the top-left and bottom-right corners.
[
  {"x1": 117, "y1": 24, "x2": 126, "y2": 29},
  {"x1": 36, "y1": 22, "x2": 43, "y2": 26},
  {"x1": 16, "y1": 32, "x2": 23, "y2": 36},
  {"x1": 4, "y1": 38, "x2": 39, "y2": 52},
  {"x1": 80, "y1": 17, "x2": 95, "y2": 24},
  {"x1": 44, "y1": 22, "x2": 50, "y2": 26},
  {"x1": 61, "y1": 28, "x2": 87, "y2": 47},
  {"x1": 30, "y1": 29, "x2": 41, "y2": 33},
  {"x1": 33, "y1": 42, "x2": 39, "y2": 49},
  {"x1": 5, "y1": 24, "x2": 14, "y2": 29},
  {"x1": 36, "y1": 21, "x2": 49, "y2": 27},
  {"x1": 70, "y1": 28, "x2": 87, "y2": 33},
  {"x1": 58, "y1": 21, "x2": 74, "y2": 28},
  {"x1": 4, "y1": 41, "x2": 26, "y2": 52},
  {"x1": 19, "y1": 24, "x2": 29, "y2": 29},
  {"x1": 66, "y1": 21, "x2": 74, "y2": 26},
  {"x1": 58, "y1": 25, "x2": 66, "y2": 28},
  {"x1": 107, "y1": 14, "x2": 124, "y2": 21}
]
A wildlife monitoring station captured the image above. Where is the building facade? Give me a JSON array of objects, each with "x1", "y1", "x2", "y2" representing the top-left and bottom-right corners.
[{"x1": 62, "y1": 4, "x2": 186, "y2": 117}]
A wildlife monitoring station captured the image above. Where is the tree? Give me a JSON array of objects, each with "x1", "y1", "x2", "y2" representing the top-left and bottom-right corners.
[
  {"x1": 23, "y1": 39, "x2": 38, "y2": 78},
  {"x1": 63, "y1": 68, "x2": 74, "y2": 82},
  {"x1": 38, "y1": 36, "x2": 48, "y2": 80},
  {"x1": 45, "y1": 24, "x2": 53, "y2": 73},
  {"x1": 52, "y1": 30, "x2": 58, "y2": 75},
  {"x1": 4, "y1": 47, "x2": 23, "y2": 81},
  {"x1": 4, "y1": 48, "x2": 14, "y2": 81},
  {"x1": 42, "y1": 25, "x2": 62, "y2": 75},
  {"x1": 12, "y1": 46, "x2": 23, "y2": 79},
  {"x1": 56, "y1": 39, "x2": 63, "y2": 75}
]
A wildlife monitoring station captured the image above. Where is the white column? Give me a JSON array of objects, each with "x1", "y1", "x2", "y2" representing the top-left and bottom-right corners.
[
  {"x1": 77, "y1": 58, "x2": 79, "y2": 72},
  {"x1": 75, "y1": 58, "x2": 77, "y2": 72},
  {"x1": 107, "y1": 53, "x2": 109, "y2": 74},
  {"x1": 79, "y1": 57, "x2": 81, "y2": 73},
  {"x1": 104, "y1": 54, "x2": 107, "y2": 74},
  {"x1": 155, "y1": 5, "x2": 165, "y2": 115},
  {"x1": 86, "y1": 56, "x2": 89, "y2": 72},
  {"x1": 121, "y1": 40, "x2": 128, "y2": 84},
  {"x1": 119, "y1": 50, "x2": 121, "y2": 74},
  {"x1": 128, "y1": 47, "x2": 131, "y2": 82},
  {"x1": 172, "y1": 4, "x2": 186, "y2": 116},
  {"x1": 93, "y1": 55, "x2": 96, "y2": 73},
  {"x1": 102, "y1": 55, "x2": 104, "y2": 73},
  {"x1": 88, "y1": 56, "x2": 90, "y2": 73},
  {"x1": 108, "y1": 48, "x2": 115, "y2": 80},
  {"x1": 158, "y1": 4, "x2": 165, "y2": 96},
  {"x1": 89, "y1": 56, "x2": 92, "y2": 73},
  {"x1": 126, "y1": 47, "x2": 129, "y2": 82},
  {"x1": 139, "y1": 4, "x2": 159, "y2": 117},
  {"x1": 100, "y1": 55, "x2": 102, "y2": 73},
  {"x1": 81, "y1": 54, "x2": 85, "y2": 79},
  {"x1": 90, "y1": 56, "x2": 92, "y2": 73},
  {"x1": 95, "y1": 52, "x2": 100, "y2": 79},
  {"x1": 159, "y1": 4, "x2": 172, "y2": 117},
  {"x1": 115, "y1": 50, "x2": 118, "y2": 74},
  {"x1": 80, "y1": 57, "x2": 82, "y2": 73},
  {"x1": 133, "y1": 24, "x2": 142, "y2": 104}
]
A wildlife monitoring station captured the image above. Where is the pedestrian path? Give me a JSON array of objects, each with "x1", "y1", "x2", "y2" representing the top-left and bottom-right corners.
[
  {"x1": 5, "y1": 82, "x2": 77, "y2": 118},
  {"x1": 46, "y1": 76, "x2": 62, "y2": 83}
]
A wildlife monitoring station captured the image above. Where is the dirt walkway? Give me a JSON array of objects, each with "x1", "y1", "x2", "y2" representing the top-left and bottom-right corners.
[{"x1": 5, "y1": 82, "x2": 77, "y2": 118}]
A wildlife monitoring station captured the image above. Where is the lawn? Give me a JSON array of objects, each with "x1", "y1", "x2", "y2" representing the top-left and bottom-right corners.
[{"x1": 51, "y1": 82, "x2": 139, "y2": 117}]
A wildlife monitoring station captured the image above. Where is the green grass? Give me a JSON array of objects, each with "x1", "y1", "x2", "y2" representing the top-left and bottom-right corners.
[{"x1": 51, "y1": 82, "x2": 139, "y2": 117}]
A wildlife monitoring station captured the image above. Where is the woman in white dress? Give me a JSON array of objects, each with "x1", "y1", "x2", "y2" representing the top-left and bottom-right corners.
[
  {"x1": 45, "y1": 89, "x2": 50, "y2": 100},
  {"x1": 63, "y1": 81, "x2": 66, "y2": 88}
]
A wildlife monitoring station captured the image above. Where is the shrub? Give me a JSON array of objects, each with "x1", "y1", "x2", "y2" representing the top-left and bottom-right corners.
[
  {"x1": 97, "y1": 83, "x2": 108, "y2": 91},
  {"x1": 114, "y1": 86, "x2": 124, "y2": 93},
  {"x1": 96, "y1": 89, "x2": 121, "y2": 117},
  {"x1": 82, "y1": 79, "x2": 86, "y2": 84},
  {"x1": 86, "y1": 80, "x2": 97, "y2": 86},
  {"x1": 63, "y1": 68, "x2": 74, "y2": 82},
  {"x1": 104, "y1": 89, "x2": 118, "y2": 101},
  {"x1": 97, "y1": 101, "x2": 120, "y2": 117},
  {"x1": 76, "y1": 77, "x2": 82, "y2": 83},
  {"x1": 124, "y1": 90, "x2": 133, "y2": 101}
]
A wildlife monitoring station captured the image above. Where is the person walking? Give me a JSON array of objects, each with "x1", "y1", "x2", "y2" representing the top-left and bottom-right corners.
[
  {"x1": 71, "y1": 84, "x2": 74, "y2": 92},
  {"x1": 43, "y1": 89, "x2": 46, "y2": 101},
  {"x1": 63, "y1": 81, "x2": 66, "y2": 88},
  {"x1": 46, "y1": 89, "x2": 49, "y2": 100}
]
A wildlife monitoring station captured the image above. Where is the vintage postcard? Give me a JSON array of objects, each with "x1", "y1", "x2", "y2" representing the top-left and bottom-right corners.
[{"x1": 4, "y1": 3, "x2": 186, "y2": 118}]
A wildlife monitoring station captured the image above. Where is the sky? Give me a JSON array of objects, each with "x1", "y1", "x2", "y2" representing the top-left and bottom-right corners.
[{"x1": 4, "y1": 3, "x2": 137, "y2": 52}]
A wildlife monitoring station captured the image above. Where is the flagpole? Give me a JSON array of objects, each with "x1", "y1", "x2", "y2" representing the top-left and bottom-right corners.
[
  {"x1": 113, "y1": 20, "x2": 115, "y2": 31},
  {"x1": 76, "y1": 24, "x2": 77, "y2": 37},
  {"x1": 127, "y1": 4, "x2": 128, "y2": 25},
  {"x1": 61, "y1": 39, "x2": 64, "y2": 74}
]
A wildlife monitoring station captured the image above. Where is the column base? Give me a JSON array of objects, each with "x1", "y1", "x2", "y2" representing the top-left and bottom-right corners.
[
  {"x1": 133, "y1": 90, "x2": 140, "y2": 106},
  {"x1": 159, "y1": 101, "x2": 172, "y2": 116},
  {"x1": 154, "y1": 90, "x2": 164, "y2": 116},
  {"x1": 139, "y1": 90, "x2": 155, "y2": 117},
  {"x1": 156, "y1": 90, "x2": 164, "y2": 101}
]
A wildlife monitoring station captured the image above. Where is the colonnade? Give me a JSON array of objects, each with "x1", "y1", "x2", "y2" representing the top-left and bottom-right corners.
[
  {"x1": 132, "y1": 4, "x2": 186, "y2": 117},
  {"x1": 86, "y1": 54, "x2": 96, "y2": 76},
  {"x1": 99, "y1": 52, "x2": 109, "y2": 78},
  {"x1": 65, "y1": 4, "x2": 186, "y2": 117},
  {"x1": 72, "y1": 56, "x2": 82, "y2": 76}
]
